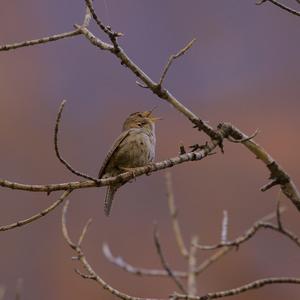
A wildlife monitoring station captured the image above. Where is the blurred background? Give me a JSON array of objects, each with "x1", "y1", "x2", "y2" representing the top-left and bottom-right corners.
[{"x1": 0, "y1": 1, "x2": 300, "y2": 299}]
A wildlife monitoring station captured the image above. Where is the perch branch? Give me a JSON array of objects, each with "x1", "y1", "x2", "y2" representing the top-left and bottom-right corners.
[{"x1": 0, "y1": 146, "x2": 215, "y2": 193}]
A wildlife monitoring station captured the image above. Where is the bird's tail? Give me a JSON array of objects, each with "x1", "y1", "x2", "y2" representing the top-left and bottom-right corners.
[{"x1": 104, "y1": 185, "x2": 117, "y2": 216}]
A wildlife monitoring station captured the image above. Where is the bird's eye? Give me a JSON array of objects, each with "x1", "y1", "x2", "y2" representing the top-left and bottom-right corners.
[{"x1": 137, "y1": 122, "x2": 142, "y2": 127}]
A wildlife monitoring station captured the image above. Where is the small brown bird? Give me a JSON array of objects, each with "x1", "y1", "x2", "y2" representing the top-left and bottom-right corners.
[{"x1": 98, "y1": 111, "x2": 159, "y2": 216}]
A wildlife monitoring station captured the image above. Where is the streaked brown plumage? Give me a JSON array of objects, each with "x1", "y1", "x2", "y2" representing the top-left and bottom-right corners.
[{"x1": 98, "y1": 111, "x2": 159, "y2": 216}]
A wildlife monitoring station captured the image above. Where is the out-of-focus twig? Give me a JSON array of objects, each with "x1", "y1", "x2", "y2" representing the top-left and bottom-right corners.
[
  {"x1": 165, "y1": 171, "x2": 189, "y2": 258},
  {"x1": 154, "y1": 224, "x2": 187, "y2": 294}
]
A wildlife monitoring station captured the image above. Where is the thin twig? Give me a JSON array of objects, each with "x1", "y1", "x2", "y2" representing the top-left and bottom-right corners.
[
  {"x1": 165, "y1": 171, "x2": 189, "y2": 258},
  {"x1": 0, "y1": 190, "x2": 71, "y2": 231},
  {"x1": 158, "y1": 39, "x2": 196, "y2": 87},
  {"x1": 78, "y1": 218, "x2": 92, "y2": 246},
  {"x1": 256, "y1": 0, "x2": 300, "y2": 16},
  {"x1": 0, "y1": 30, "x2": 81, "y2": 52},
  {"x1": 102, "y1": 243, "x2": 187, "y2": 278},
  {"x1": 194, "y1": 247, "x2": 232, "y2": 275},
  {"x1": 153, "y1": 224, "x2": 187, "y2": 294},
  {"x1": 173, "y1": 277, "x2": 300, "y2": 299},
  {"x1": 54, "y1": 100, "x2": 98, "y2": 181}
]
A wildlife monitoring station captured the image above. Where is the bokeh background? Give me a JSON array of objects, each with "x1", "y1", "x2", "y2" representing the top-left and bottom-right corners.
[{"x1": 1, "y1": 1, "x2": 300, "y2": 299}]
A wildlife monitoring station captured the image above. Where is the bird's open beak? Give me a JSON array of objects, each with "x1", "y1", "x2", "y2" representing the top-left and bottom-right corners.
[
  {"x1": 145, "y1": 109, "x2": 162, "y2": 122},
  {"x1": 148, "y1": 116, "x2": 162, "y2": 122}
]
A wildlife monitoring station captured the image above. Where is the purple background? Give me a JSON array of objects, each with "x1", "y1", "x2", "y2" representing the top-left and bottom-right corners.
[{"x1": 0, "y1": 1, "x2": 300, "y2": 299}]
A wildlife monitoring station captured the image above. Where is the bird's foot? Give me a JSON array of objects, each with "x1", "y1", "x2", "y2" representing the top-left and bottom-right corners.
[
  {"x1": 120, "y1": 167, "x2": 138, "y2": 181},
  {"x1": 145, "y1": 162, "x2": 156, "y2": 176}
]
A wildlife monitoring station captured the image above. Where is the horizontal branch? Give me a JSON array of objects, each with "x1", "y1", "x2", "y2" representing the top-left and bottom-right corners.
[
  {"x1": 0, "y1": 147, "x2": 214, "y2": 193},
  {"x1": 102, "y1": 243, "x2": 187, "y2": 278},
  {"x1": 0, "y1": 30, "x2": 81, "y2": 52},
  {"x1": 173, "y1": 277, "x2": 300, "y2": 299}
]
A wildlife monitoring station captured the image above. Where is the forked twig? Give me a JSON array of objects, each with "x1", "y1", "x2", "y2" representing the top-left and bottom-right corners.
[{"x1": 158, "y1": 39, "x2": 196, "y2": 87}]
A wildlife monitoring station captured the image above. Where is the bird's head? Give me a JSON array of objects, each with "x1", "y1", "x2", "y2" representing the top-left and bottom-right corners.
[{"x1": 122, "y1": 111, "x2": 161, "y2": 132}]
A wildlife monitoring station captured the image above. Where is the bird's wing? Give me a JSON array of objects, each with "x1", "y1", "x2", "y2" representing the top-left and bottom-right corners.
[{"x1": 98, "y1": 129, "x2": 132, "y2": 178}]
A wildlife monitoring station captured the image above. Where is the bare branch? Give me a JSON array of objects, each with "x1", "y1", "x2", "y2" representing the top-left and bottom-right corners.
[
  {"x1": 173, "y1": 277, "x2": 300, "y2": 299},
  {"x1": 256, "y1": 0, "x2": 300, "y2": 17},
  {"x1": 77, "y1": 218, "x2": 92, "y2": 247},
  {"x1": 84, "y1": 0, "x2": 123, "y2": 49},
  {"x1": 158, "y1": 39, "x2": 196, "y2": 87},
  {"x1": 221, "y1": 210, "x2": 228, "y2": 243},
  {"x1": 194, "y1": 247, "x2": 232, "y2": 275},
  {"x1": 0, "y1": 30, "x2": 81, "y2": 52},
  {"x1": 153, "y1": 224, "x2": 187, "y2": 294},
  {"x1": 62, "y1": 201, "x2": 163, "y2": 300},
  {"x1": 54, "y1": 100, "x2": 98, "y2": 181},
  {"x1": 0, "y1": 190, "x2": 71, "y2": 232},
  {"x1": 102, "y1": 243, "x2": 187, "y2": 278},
  {"x1": 195, "y1": 214, "x2": 300, "y2": 251},
  {"x1": 165, "y1": 171, "x2": 189, "y2": 258},
  {"x1": 187, "y1": 236, "x2": 198, "y2": 296}
]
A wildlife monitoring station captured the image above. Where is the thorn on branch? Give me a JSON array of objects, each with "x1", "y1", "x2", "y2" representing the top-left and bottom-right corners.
[
  {"x1": 136, "y1": 81, "x2": 149, "y2": 88},
  {"x1": 227, "y1": 129, "x2": 259, "y2": 143},
  {"x1": 179, "y1": 143, "x2": 186, "y2": 155}
]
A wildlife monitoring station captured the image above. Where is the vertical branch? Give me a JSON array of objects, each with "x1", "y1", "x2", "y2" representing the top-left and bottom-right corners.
[
  {"x1": 187, "y1": 236, "x2": 198, "y2": 297},
  {"x1": 221, "y1": 210, "x2": 228, "y2": 243},
  {"x1": 165, "y1": 172, "x2": 189, "y2": 258}
]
